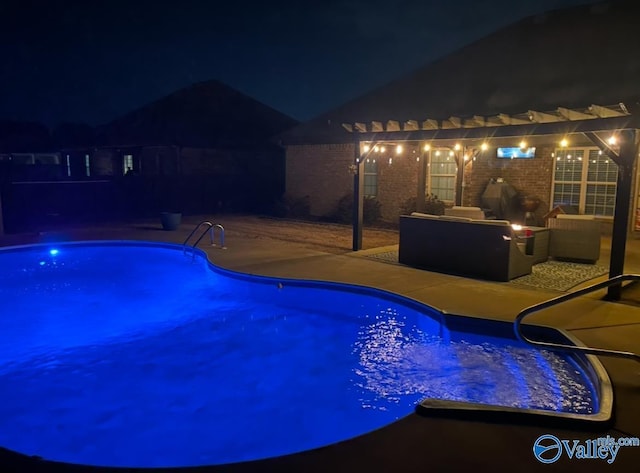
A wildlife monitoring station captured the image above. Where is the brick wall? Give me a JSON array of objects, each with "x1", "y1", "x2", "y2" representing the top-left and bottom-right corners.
[
  {"x1": 286, "y1": 144, "x2": 354, "y2": 217},
  {"x1": 377, "y1": 152, "x2": 420, "y2": 222},
  {"x1": 463, "y1": 145, "x2": 554, "y2": 224},
  {"x1": 286, "y1": 143, "x2": 583, "y2": 226}
]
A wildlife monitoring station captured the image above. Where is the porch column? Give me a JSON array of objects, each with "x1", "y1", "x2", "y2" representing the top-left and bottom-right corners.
[{"x1": 352, "y1": 137, "x2": 364, "y2": 251}]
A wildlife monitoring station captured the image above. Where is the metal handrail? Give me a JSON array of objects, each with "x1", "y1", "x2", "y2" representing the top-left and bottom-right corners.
[
  {"x1": 211, "y1": 223, "x2": 226, "y2": 249},
  {"x1": 514, "y1": 274, "x2": 640, "y2": 362},
  {"x1": 183, "y1": 221, "x2": 213, "y2": 254}
]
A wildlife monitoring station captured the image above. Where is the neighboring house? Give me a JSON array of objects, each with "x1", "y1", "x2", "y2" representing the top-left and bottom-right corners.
[
  {"x1": 0, "y1": 80, "x2": 298, "y2": 233},
  {"x1": 279, "y1": 0, "x2": 640, "y2": 233}
]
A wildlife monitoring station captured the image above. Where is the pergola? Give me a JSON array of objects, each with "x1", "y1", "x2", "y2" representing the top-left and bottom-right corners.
[{"x1": 343, "y1": 103, "x2": 640, "y2": 300}]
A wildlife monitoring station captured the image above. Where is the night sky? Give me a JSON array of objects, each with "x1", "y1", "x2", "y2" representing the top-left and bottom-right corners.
[{"x1": 0, "y1": 0, "x2": 599, "y2": 128}]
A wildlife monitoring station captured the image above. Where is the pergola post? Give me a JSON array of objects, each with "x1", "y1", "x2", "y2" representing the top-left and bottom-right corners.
[
  {"x1": 585, "y1": 128, "x2": 638, "y2": 299},
  {"x1": 352, "y1": 137, "x2": 364, "y2": 251},
  {"x1": 606, "y1": 128, "x2": 637, "y2": 299},
  {"x1": 416, "y1": 144, "x2": 428, "y2": 212},
  {"x1": 454, "y1": 149, "x2": 464, "y2": 206}
]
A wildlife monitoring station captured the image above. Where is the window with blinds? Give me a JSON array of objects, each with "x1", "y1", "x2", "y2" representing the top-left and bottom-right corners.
[
  {"x1": 428, "y1": 148, "x2": 457, "y2": 202},
  {"x1": 363, "y1": 158, "x2": 378, "y2": 197},
  {"x1": 552, "y1": 147, "x2": 617, "y2": 216}
]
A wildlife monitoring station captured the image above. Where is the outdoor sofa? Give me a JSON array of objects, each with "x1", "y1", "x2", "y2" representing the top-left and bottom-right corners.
[
  {"x1": 398, "y1": 213, "x2": 533, "y2": 281},
  {"x1": 547, "y1": 214, "x2": 601, "y2": 263}
]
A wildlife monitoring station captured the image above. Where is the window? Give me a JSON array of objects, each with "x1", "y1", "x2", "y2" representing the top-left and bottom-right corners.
[
  {"x1": 84, "y1": 154, "x2": 91, "y2": 177},
  {"x1": 65, "y1": 155, "x2": 71, "y2": 177},
  {"x1": 428, "y1": 148, "x2": 457, "y2": 202},
  {"x1": 123, "y1": 154, "x2": 133, "y2": 175},
  {"x1": 552, "y1": 147, "x2": 617, "y2": 216},
  {"x1": 363, "y1": 158, "x2": 378, "y2": 197}
]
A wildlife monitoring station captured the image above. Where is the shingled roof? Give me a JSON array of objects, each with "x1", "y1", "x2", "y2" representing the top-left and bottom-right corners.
[
  {"x1": 280, "y1": 0, "x2": 640, "y2": 145},
  {"x1": 97, "y1": 79, "x2": 298, "y2": 149}
]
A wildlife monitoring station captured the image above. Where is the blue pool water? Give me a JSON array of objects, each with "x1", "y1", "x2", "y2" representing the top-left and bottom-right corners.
[{"x1": 0, "y1": 242, "x2": 597, "y2": 468}]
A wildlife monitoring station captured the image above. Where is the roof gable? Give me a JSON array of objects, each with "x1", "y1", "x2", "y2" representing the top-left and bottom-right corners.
[{"x1": 97, "y1": 80, "x2": 299, "y2": 148}]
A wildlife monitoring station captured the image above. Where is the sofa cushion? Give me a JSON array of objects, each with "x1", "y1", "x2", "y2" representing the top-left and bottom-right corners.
[
  {"x1": 444, "y1": 206, "x2": 485, "y2": 220},
  {"x1": 410, "y1": 212, "x2": 441, "y2": 219}
]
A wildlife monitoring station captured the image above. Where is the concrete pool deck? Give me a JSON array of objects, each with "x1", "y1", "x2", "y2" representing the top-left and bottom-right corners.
[{"x1": 0, "y1": 216, "x2": 639, "y2": 472}]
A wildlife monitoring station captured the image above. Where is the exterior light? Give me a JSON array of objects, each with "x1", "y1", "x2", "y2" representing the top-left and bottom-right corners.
[
  {"x1": 396, "y1": 145, "x2": 403, "y2": 154},
  {"x1": 454, "y1": 143, "x2": 461, "y2": 151},
  {"x1": 423, "y1": 144, "x2": 431, "y2": 151},
  {"x1": 416, "y1": 157, "x2": 420, "y2": 162},
  {"x1": 380, "y1": 146, "x2": 386, "y2": 153},
  {"x1": 608, "y1": 136, "x2": 617, "y2": 145},
  {"x1": 598, "y1": 150, "x2": 603, "y2": 155},
  {"x1": 519, "y1": 140, "x2": 527, "y2": 149},
  {"x1": 363, "y1": 144, "x2": 370, "y2": 153},
  {"x1": 464, "y1": 154, "x2": 469, "y2": 161},
  {"x1": 449, "y1": 151, "x2": 454, "y2": 157},
  {"x1": 388, "y1": 157, "x2": 393, "y2": 165},
  {"x1": 481, "y1": 142, "x2": 489, "y2": 151},
  {"x1": 435, "y1": 150, "x2": 441, "y2": 156},
  {"x1": 560, "y1": 138, "x2": 569, "y2": 147},
  {"x1": 374, "y1": 145, "x2": 380, "y2": 152}
]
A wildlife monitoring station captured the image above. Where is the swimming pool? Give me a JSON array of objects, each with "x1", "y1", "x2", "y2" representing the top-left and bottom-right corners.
[{"x1": 0, "y1": 241, "x2": 610, "y2": 469}]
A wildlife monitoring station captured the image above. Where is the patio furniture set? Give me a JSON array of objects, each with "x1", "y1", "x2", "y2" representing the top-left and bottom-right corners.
[{"x1": 398, "y1": 207, "x2": 601, "y2": 282}]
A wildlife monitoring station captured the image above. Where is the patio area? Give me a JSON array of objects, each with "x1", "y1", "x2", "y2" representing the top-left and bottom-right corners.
[{"x1": 0, "y1": 214, "x2": 639, "y2": 472}]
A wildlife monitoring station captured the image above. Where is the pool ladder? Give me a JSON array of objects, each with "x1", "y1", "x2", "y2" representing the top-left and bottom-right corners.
[
  {"x1": 514, "y1": 274, "x2": 640, "y2": 363},
  {"x1": 183, "y1": 221, "x2": 225, "y2": 256}
]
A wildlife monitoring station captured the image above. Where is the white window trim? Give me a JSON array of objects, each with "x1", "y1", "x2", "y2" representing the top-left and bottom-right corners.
[{"x1": 551, "y1": 146, "x2": 616, "y2": 218}]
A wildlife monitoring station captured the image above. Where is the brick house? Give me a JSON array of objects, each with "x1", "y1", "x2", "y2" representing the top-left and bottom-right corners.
[
  {"x1": 280, "y1": 0, "x2": 640, "y2": 235},
  {"x1": 0, "y1": 80, "x2": 298, "y2": 232}
]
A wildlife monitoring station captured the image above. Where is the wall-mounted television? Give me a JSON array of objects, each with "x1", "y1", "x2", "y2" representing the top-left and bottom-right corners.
[{"x1": 496, "y1": 147, "x2": 536, "y2": 159}]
